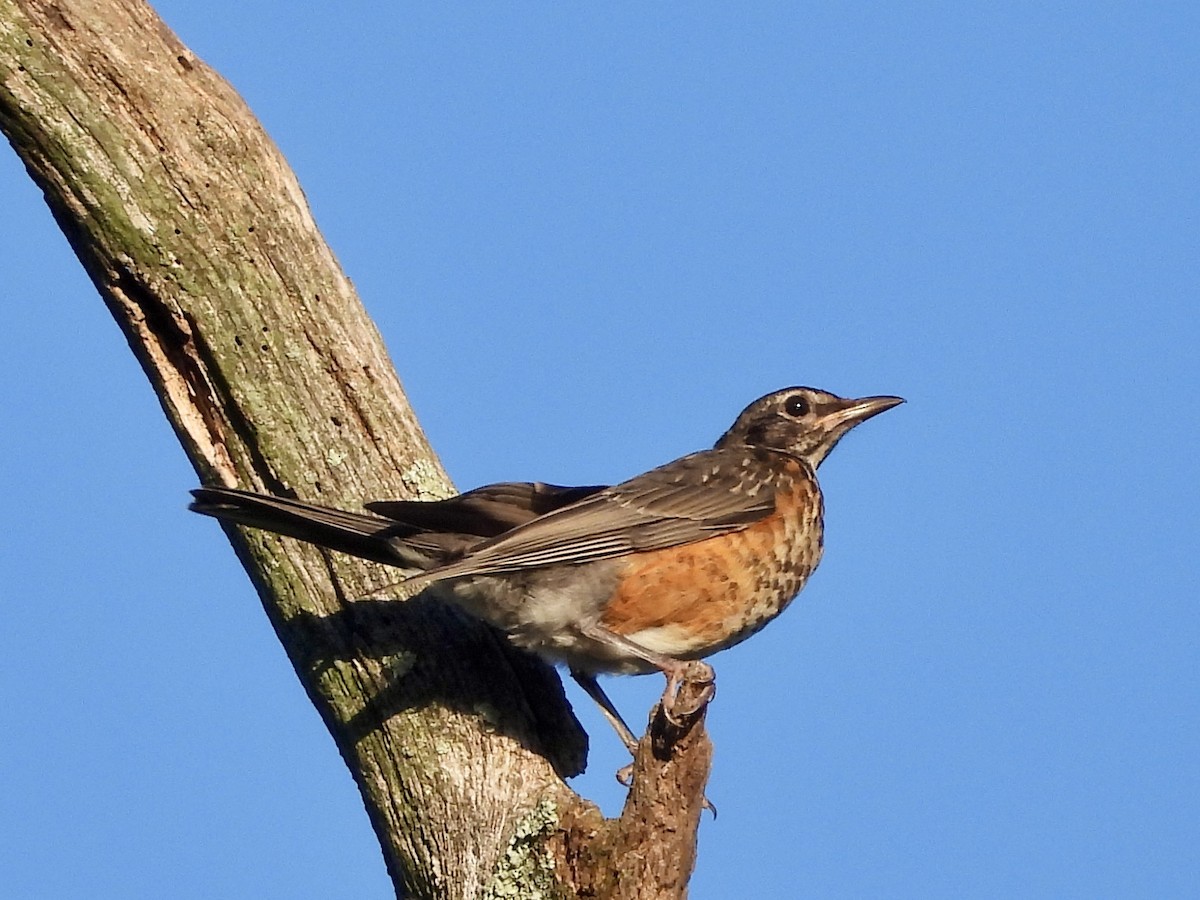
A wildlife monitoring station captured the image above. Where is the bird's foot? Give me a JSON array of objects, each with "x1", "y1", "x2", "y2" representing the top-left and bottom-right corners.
[{"x1": 659, "y1": 660, "x2": 717, "y2": 727}]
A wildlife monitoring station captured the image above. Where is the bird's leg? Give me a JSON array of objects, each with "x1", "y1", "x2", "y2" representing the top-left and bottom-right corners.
[
  {"x1": 577, "y1": 623, "x2": 716, "y2": 727},
  {"x1": 570, "y1": 669, "x2": 640, "y2": 754},
  {"x1": 576, "y1": 623, "x2": 718, "y2": 812}
]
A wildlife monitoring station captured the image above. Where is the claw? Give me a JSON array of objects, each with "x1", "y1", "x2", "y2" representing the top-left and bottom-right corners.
[{"x1": 659, "y1": 660, "x2": 716, "y2": 725}]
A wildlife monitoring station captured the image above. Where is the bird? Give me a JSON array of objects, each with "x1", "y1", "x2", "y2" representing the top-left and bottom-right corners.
[{"x1": 189, "y1": 386, "x2": 902, "y2": 751}]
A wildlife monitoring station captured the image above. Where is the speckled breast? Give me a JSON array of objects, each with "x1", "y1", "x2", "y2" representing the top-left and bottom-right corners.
[{"x1": 598, "y1": 455, "x2": 825, "y2": 661}]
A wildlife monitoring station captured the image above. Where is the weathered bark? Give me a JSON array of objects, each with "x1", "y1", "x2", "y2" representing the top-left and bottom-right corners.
[{"x1": 0, "y1": 1, "x2": 711, "y2": 896}]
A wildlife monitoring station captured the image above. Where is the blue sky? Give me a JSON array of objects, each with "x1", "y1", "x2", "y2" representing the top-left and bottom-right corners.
[{"x1": 2, "y1": 4, "x2": 1197, "y2": 898}]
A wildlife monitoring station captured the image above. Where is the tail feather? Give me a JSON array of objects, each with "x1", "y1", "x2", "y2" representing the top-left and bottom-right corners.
[{"x1": 189, "y1": 487, "x2": 445, "y2": 569}]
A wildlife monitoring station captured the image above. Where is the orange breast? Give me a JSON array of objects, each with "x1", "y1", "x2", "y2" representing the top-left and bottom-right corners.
[{"x1": 599, "y1": 457, "x2": 824, "y2": 658}]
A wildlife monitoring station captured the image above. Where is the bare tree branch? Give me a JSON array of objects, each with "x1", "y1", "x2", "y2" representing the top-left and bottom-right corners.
[{"x1": 1, "y1": 1, "x2": 711, "y2": 895}]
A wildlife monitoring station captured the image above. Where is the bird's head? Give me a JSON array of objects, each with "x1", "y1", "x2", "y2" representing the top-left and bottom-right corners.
[{"x1": 715, "y1": 386, "x2": 904, "y2": 468}]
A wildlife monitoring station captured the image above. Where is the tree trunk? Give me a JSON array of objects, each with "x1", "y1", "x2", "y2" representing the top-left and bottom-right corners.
[{"x1": 0, "y1": 1, "x2": 711, "y2": 896}]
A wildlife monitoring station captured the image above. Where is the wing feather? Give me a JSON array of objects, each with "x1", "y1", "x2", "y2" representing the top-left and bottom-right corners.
[
  {"x1": 366, "y1": 482, "x2": 606, "y2": 536},
  {"x1": 418, "y1": 448, "x2": 781, "y2": 580}
]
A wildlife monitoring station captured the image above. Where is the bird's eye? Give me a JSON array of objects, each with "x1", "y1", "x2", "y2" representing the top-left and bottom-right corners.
[{"x1": 784, "y1": 394, "x2": 809, "y2": 417}]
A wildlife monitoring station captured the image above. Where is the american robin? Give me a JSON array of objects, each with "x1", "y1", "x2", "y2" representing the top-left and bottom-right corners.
[{"x1": 190, "y1": 386, "x2": 901, "y2": 750}]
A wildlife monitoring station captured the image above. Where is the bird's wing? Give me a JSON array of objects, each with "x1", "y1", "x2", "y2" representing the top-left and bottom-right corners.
[
  {"x1": 366, "y1": 482, "x2": 608, "y2": 537},
  {"x1": 190, "y1": 482, "x2": 613, "y2": 571},
  {"x1": 416, "y1": 448, "x2": 779, "y2": 581}
]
